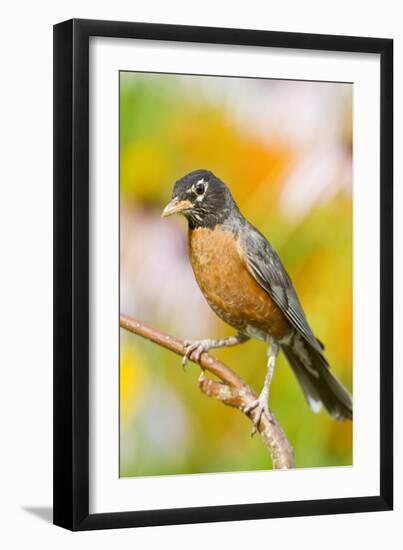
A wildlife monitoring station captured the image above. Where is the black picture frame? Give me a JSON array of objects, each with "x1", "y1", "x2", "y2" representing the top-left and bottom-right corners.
[{"x1": 53, "y1": 18, "x2": 393, "y2": 531}]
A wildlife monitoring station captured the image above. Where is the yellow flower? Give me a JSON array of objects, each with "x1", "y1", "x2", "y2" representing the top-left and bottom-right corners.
[{"x1": 120, "y1": 341, "x2": 148, "y2": 431}]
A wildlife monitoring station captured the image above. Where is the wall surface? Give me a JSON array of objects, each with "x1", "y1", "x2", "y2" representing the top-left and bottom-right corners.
[{"x1": 0, "y1": 1, "x2": 400, "y2": 548}]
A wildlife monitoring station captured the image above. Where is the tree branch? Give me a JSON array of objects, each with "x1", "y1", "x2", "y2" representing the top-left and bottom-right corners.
[{"x1": 120, "y1": 313, "x2": 295, "y2": 470}]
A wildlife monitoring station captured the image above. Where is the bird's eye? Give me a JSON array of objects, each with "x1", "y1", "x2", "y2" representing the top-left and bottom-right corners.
[{"x1": 195, "y1": 182, "x2": 205, "y2": 195}]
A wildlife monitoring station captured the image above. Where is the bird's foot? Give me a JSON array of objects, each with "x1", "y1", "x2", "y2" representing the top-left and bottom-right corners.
[
  {"x1": 182, "y1": 339, "x2": 213, "y2": 368},
  {"x1": 181, "y1": 333, "x2": 249, "y2": 368},
  {"x1": 244, "y1": 395, "x2": 273, "y2": 436}
]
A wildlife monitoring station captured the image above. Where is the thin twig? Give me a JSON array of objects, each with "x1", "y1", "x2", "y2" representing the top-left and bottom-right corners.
[{"x1": 120, "y1": 313, "x2": 295, "y2": 469}]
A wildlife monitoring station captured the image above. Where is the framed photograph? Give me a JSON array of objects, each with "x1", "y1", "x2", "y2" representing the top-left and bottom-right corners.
[{"x1": 53, "y1": 19, "x2": 393, "y2": 530}]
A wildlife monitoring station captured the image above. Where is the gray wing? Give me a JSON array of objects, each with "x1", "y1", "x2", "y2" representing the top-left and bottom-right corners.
[{"x1": 239, "y1": 222, "x2": 324, "y2": 354}]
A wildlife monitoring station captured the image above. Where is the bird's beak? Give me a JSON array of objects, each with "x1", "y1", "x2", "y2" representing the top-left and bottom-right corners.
[{"x1": 161, "y1": 197, "x2": 192, "y2": 217}]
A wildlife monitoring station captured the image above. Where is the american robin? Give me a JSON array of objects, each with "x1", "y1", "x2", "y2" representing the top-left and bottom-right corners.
[{"x1": 162, "y1": 169, "x2": 352, "y2": 428}]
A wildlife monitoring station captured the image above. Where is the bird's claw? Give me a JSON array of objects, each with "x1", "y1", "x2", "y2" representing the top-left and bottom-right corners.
[
  {"x1": 244, "y1": 397, "x2": 273, "y2": 436},
  {"x1": 182, "y1": 339, "x2": 210, "y2": 368}
]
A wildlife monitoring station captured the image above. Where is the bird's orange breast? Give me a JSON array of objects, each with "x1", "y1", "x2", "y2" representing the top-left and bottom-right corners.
[{"x1": 188, "y1": 227, "x2": 291, "y2": 340}]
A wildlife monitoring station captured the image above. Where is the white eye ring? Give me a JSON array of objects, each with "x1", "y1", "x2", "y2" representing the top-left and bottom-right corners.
[
  {"x1": 195, "y1": 182, "x2": 205, "y2": 195},
  {"x1": 192, "y1": 178, "x2": 208, "y2": 199}
]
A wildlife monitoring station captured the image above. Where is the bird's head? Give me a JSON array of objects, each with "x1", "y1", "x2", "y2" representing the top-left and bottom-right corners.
[{"x1": 162, "y1": 169, "x2": 237, "y2": 229}]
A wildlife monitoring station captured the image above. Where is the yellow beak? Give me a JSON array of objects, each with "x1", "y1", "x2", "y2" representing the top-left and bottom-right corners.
[{"x1": 161, "y1": 197, "x2": 192, "y2": 217}]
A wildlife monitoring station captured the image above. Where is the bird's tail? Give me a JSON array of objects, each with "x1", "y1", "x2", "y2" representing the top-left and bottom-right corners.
[{"x1": 281, "y1": 335, "x2": 352, "y2": 420}]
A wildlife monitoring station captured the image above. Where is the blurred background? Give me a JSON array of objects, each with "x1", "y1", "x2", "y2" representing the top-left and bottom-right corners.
[{"x1": 119, "y1": 72, "x2": 352, "y2": 477}]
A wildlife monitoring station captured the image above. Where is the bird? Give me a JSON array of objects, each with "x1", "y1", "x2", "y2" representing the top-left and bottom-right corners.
[{"x1": 162, "y1": 169, "x2": 352, "y2": 430}]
